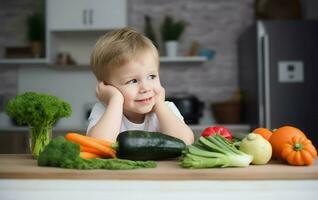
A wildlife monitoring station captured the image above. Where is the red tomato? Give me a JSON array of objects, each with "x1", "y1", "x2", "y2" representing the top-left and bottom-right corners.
[{"x1": 201, "y1": 126, "x2": 233, "y2": 141}]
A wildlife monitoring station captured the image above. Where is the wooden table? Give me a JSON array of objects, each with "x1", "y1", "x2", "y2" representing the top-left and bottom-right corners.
[
  {"x1": 0, "y1": 154, "x2": 317, "y2": 200},
  {"x1": 0, "y1": 154, "x2": 317, "y2": 180}
]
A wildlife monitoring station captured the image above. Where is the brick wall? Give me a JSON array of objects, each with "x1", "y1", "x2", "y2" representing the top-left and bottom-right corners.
[{"x1": 128, "y1": 0, "x2": 254, "y2": 104}]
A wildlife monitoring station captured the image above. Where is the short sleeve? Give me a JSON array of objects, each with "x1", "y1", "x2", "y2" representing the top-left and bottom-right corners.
[
  {"x1": 86, "y1": 102, "x2": 106, "y2": 134},
  {"x1": 165, "y1": 101, "x2": 184, "y2": 121}
]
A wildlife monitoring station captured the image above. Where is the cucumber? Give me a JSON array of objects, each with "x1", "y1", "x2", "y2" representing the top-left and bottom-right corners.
[{"x1": 113, "y1": 130, "x2": 186, "y2": 161}]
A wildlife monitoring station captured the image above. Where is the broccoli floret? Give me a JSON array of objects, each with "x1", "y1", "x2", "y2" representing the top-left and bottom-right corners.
[
  {"x1": 38, "y1": 136, "x2": 79, "y2": 167},
  {"x1": 38, "y1": 137, "x2": 157, "y2": 170},
  {"x1": 5, "y1": 92, "x2": 72, "y2": 158},
  {"x1": 5, "y1": 92, "x2": 72, "y2": 127}
]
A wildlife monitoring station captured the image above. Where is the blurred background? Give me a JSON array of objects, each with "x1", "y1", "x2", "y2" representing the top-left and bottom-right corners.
[{"x1": 0, "y1": 0, "x2": 317, "y2": 152}]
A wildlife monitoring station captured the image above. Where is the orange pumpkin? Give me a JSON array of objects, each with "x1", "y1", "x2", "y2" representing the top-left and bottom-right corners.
[
  {"x1": 269, "y1": 126, "x2": 306, "y2": 159},
  {"x1": 281, "y1": 135, "x2": 317, "y2": 166},
  {"x1": 252, "y1": 127, "x2": 273, "y2": 141}
]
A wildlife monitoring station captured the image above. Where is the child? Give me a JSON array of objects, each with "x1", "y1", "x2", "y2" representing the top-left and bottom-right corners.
[{"x1": 87, "y1": 27, "x2": 194, "y2": 145}]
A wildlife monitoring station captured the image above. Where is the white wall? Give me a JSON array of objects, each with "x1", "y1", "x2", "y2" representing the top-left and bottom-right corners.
[{"x1": 18, "y1": 67, "x2": 97, "y2": 128}]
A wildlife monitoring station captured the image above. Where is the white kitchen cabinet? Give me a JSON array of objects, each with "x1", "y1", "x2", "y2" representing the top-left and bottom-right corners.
[
  {"x1": 46, "y1": 0, "x2": 127, "y2": 65},
  {"x1": 47, "y1": 0, "x2": 127, "y2": 31}
]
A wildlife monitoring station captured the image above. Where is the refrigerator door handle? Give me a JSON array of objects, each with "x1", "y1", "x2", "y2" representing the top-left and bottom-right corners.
[
  {"x1": 263, "y1": 34, "x2": 271, "y2": 129},
  {"x1": 258, "y1": 35, "x2": 265, "y2": 128},
  {"x1": 258, "y1": 21, "x2": 271, "y2": 129}
]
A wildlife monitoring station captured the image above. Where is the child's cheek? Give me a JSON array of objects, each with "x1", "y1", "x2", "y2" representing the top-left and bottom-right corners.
[
  {"x1": 123, "y1": 93, "x2": 135, "y2": 102},
  {"x1": 153, "y1": 86, "x2": 160, "y2": 95},
  {"x1": 120, "y1": 89, "x2": 135, "y2": 103},
  {"x1": 153, "y1": 81, "x2": 162, "y2": 94}
]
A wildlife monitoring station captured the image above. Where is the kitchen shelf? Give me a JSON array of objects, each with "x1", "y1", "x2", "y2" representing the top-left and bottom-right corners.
[
  {"x1": 0, "y1": 56, "x2": 208, "y2": 67},
  {"x1": 159, "y1": 56, "x2": 207, "y2": 63},
  {"x1": 0, "y1": 58, "x2": 48, "y2": 65},
  {"x1": 47, "y1": 56, "x2": 208, "y2": 69}
]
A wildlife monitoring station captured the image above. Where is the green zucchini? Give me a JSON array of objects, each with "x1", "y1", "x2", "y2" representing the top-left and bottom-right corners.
[{"x1": 112, "y1": 130, "x2": 186, "y2": 161}]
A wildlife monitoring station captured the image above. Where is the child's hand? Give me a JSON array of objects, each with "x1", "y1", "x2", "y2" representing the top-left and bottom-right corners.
[
  {"x1": 153, "y1": 86, "x2": 165, "y2": 111},
  {"x1": 95, "y1": 82, "x2": 124, "y2": 105}
]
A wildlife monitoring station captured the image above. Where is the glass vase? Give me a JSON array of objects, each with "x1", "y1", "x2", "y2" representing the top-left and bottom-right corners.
[{"x1": 29, "y1": 126, "x2": 52, "y2": 159}]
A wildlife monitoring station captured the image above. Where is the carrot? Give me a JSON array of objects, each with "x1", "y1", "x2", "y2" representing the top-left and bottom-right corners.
[
  {"x1": 67, "y1": 132, "x2": 113, "y2": 146},
  {"x1": 65, "y1": 133, "x2": 116, "y2": 158},
  {"x1": 80, "y1": 145, "x2": 103, "y2": 155},
  {"x1": 80, "y1": 145, "x2": 115, "y2": 158},
  {"x1": 80, "y1": 151, "x2": 100, "y2": 159}
]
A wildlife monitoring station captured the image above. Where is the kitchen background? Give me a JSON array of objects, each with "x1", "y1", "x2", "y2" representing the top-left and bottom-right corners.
[
  {"x1": 0, "y1": 0, "x2": 256, "y2": 126},
  {"x1": 0, "y1": 0, "x2": 317, "y2": 152}
]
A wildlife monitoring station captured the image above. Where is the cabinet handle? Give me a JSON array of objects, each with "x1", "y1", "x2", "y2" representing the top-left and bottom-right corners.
[
  {"x1": 83, "y1": 9, "x2": 87, "y2": 25},
  {"x1": 89, "y1": 9, "x2": 93, "y2": 25}
]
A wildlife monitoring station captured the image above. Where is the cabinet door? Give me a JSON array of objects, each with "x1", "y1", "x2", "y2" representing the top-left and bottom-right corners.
[
  {"x1": 47, "y1": 0, "x2": 88, "y2": 31},
  {"x1": 90, "y1": 0, "x2": 127, "y2": 29},
  {"x1": 47, "y1": 0, "x2": 126, "y2": 31}
]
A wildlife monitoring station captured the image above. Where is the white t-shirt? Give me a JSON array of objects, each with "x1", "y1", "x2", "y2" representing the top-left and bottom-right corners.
[{"x1": 86, "y1": 101, "x2": 184, "y2": 134}]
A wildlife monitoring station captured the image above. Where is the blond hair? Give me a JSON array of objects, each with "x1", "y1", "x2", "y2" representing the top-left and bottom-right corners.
[{"x1": 90, "y1": 27, "x2": 158, "y2": 81}]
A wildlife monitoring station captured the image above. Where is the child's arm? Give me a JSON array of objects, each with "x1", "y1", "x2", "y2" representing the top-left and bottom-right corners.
[
  {"x1": 87, "y1": 82, "x2": 124, "y2": 142},
  {"x1": 153, "y1": 87, "x2": 195, "y2": 145}
]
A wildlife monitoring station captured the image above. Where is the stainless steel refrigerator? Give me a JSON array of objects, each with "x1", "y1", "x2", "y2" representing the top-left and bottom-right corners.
[{"x1": 238, "y1": 20, "x2": 318, "y2": 145}]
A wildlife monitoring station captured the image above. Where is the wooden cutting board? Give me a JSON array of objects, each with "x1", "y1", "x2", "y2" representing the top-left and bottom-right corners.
[{"x1": 0, "y1": 154, "x2": 317, "y2": 180}]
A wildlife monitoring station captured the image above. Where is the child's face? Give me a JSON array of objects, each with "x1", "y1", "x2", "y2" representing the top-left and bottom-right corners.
[{"x1": 107, "y1": 51, "x2": 161, "y2": 117}]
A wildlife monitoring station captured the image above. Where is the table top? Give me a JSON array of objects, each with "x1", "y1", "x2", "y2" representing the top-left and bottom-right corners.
[{"x1": 0, "y1": 154, "x2": 317, "y2": 180}]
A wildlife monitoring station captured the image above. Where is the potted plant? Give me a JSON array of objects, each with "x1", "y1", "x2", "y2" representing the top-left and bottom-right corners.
[
  {"x1": 144, "y1": 15, "x2": 159, "y2": 49},
  {"x1": 160, "y1": 16, "x2": 187, "y2": 57},
  {"x1": 27, "y1": 0, "x2": 45, "y2": 58},
  {"x1": 27, "y1": 12, "x2": 45, "y2": 58}
]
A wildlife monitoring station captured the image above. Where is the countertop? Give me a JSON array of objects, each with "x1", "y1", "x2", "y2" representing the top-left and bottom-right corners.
[
  {"x1": 0, "y1": 154, "x2": 317, "y2": 180},
  {"x1": 0, "y1": 124, "x2": 251, "y2": 133}
]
